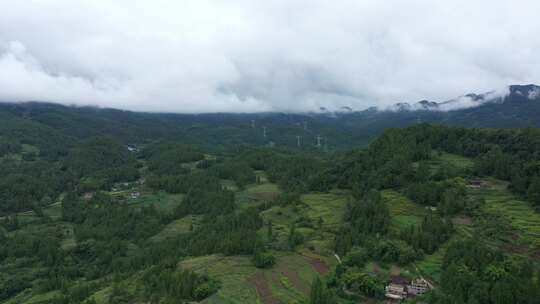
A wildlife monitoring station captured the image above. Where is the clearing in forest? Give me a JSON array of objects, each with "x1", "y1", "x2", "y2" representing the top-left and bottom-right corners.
[{"x1": 180, "y1": 252, "x2": 324, "y2": 304}]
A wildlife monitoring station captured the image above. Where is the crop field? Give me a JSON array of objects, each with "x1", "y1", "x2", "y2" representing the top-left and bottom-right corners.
[
  {"x1": 151, "y1": 215, "x2": 201, "y2": 241},
  {"x1": 437, "y1": 152, "x2": 475, "y2": 169},
  {"x1": 299, "y1": 193, "x2": 348, "y2": 230},
  {"x1": 259, "y1": 193, "x2": 345, "y2": 248},
  {"x1": 382, "y1": 190, "x2": 426, "y2": 232},
  {"x1": 426, "y1": 151, "x2": 475, "y2": 170},
  {"x1": 180, "y1": 252, "x2": 328, "y2": 304},
  {"x1": 469, "y1": 179, "x2": 540, "y2": 253},
  {"x1": 235, "y1": 176, "x2": 280, "y2": 210},
  {"x1": 415, "y1": 245, "x2": 445, "y2": 282},
  {"x1": 132, "y1": 191, "x2": 184, "y2": 213},
  {"x1": 43, "y1": 201, "x2": 63, "y2": 220}
]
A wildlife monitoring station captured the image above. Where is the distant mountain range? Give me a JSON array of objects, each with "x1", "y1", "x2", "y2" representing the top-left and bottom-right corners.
[
  {"x1": 1, "y1": 84, "x2": 539, "y2": 149},
  {"x1": 380, "y1": 84, "x2": 539, "y2": 112}
]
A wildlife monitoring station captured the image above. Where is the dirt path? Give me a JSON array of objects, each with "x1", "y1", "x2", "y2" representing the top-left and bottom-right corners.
[{"x1": 247, "y1": 272, "x2": 280, "y2": 304}]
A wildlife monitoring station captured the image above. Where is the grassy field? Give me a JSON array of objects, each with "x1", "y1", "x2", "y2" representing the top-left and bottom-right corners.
[
  {"x1": 437, "y1": 152, "x2": 475, "y2": 169},
  {"x1": 151, "y1": 215, "x2": 201, "y2": 241},
  {"x1": 131, "y1": 191, "x2": 184, "y2": 213},
  {"x1": 426, "y1": 151, "x2": 475, "y2": 170},
  {"x1": 43, "y1": 201, "x2": 63, "y2": 220},
  {"x1": 469, "y1": 179, "x2": 540, "y2": 252},
  {"x1": 259, "y1": 194, "x2": 341, "y2": 244},
  {"x1": 382, "y1": 190, "x2": 426, "y2": 232},
  {"x1": 299, "y1": 193, "x2": 348, "y2": 230},
  {"x1": 179, "y1": 252, "x2": 326, "y2": 304},
  {"x1": 3, "y1": 290, "x2": 61, "y2": 304},
  {"x1": 415, "y1": 245, "x2": 445, "y2": 282},
  {"x1": 235, "y1": 173, "x2": 280, "y2": 210}
]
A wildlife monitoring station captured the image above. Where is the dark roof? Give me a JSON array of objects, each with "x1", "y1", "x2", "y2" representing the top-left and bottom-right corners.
[{"x1": 390, "y1": 276, "x2": 410, "y2": 285}]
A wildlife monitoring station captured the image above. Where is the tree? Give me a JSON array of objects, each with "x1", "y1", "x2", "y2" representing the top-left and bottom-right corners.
[
  {"x1": 344, "y1": 246, "x2": 368, "y2": 268},
  {"x1": 252, "y1": 239, "x2": 275, "y2": 268},
  {"x1": 108, "y1": 283, "x2": 132, "y2": 304},
  {"x1": 267, "y1": 220, "x2": 273, "y2": 241},
  {"x1": 527, "y1": 176, "x2": 540, "y2": 207},
  {"x1": 309, "y1": 276, "x2": 328, "y2": 304},
  {"x1": 287, "y1": 224, "x2": 304, "y2": 250}
]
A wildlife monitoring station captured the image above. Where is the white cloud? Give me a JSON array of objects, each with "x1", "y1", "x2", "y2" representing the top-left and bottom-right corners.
[{"x1": 0, "y1": 0, "x2": 539, "y2": 112}]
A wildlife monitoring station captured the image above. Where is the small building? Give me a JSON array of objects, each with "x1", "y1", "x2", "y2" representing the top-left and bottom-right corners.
[
  {"x1": 130, "y1": 191, "x2": 141, "y2": 199},
  {"x1": 127, "y1": 145, "x2": 139, "y2": 153},
  {"x1": 83, "y1": 192, "x2": 94, "y2": 200},
  {"x1": 385, "y1": 283, "x2": 407, "y2": 301},
  {"x1": 467, "y1": 179, "x2": 485, "y2": 189},
  {"x1": 407, "y1": 278, "x2": 429, "y2": 296},
  {"x1": 385, "y1": 276, "x2": 410, "y2": 301}
]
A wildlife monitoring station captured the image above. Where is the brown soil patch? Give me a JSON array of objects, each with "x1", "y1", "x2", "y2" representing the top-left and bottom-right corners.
[
  {"x1": 281, "y1": 269, "x2": 309, "y2": 295},
  {"x1": 531, "y1": 249, "x2": 540, "y2": 260},
  {"x1": 502, "y1": 242, "x2": 530, "y2": 256},
  {"x1": 252, "y1": 192, "x2": 280, "y2": 201},
  {"x1": 247, "y1": 272, "x2": 279, "y2": 304},
  {"x1": 372, "y1": 263, "x2": 381, "y2": 274},
  {"x1": 304, "y1": 256, "x2": 329, "y2": 275},
  {"x1": 452, "y1": 216, "x2": 473, "y2": 226}
]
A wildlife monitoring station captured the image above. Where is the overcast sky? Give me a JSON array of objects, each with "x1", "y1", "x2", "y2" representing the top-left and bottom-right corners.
[{"x1": 0, "y1": 1, "x2": 539, "y2": 113}]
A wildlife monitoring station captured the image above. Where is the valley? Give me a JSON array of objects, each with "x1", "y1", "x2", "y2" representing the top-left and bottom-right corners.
[{"x1": 1, "y1": 105, "x2": 540, "y2": 303}]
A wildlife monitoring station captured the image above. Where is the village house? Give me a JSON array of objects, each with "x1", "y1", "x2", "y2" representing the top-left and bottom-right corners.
[
  {"x1": 467, "y1": 179, "x2": 486, "y2": 189},
  {"x1": 385, "y1": 283, "x2": 407, "y2": 301},
  {"x1": 385, "y1": 276, "x2": 431, "y2": 302},
  {"x1": 385, "y1": 276, "x2": 409, "y2": 301},
  {"x1": 130, "y1": 191, "x2": 141, "y2": 199},
  {"x1": 407, "y1": 278, "x2": 429, "y2": 296}
]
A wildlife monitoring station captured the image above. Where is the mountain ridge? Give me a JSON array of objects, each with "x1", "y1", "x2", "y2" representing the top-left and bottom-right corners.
[{"x1": 2, "y1": 84, "x2": 540, "y2": 150}]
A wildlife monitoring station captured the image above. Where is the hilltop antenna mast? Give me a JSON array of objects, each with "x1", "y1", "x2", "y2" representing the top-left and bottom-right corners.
[
  {"x1": 263, "y1": 126, "x2": 267, "y2": 138},
  {"x1": 296, "y1": 135, "x2": 301, "y2": 147},
  {"x1": 316, "y1": 135, "x2": 322, "y2": 147}
]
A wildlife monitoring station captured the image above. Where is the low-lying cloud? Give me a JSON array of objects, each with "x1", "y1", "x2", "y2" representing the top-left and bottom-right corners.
[{"x1": 1, "y1": 0, "x2": 539, "y2": 113}]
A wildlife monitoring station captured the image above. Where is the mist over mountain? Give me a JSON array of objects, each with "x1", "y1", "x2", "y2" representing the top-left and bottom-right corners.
[
  {"x1": 381, "y1": 84, "x2": 539, "y2": 113},
  {"x1": 2, "y1": 84, "x2": 540, "y2": 150}
]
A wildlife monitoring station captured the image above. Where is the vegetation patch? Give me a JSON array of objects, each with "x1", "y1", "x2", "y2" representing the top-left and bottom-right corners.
[
  {"x1": 300, "y1": 193, "x2": 348, "y2": 229},
  {"x1": 151, "y1": 215, "x2": 201, "y2": 241},
  {"x1": 471, "y1": 181, "x2": 540, "y2": 252},
  {"x1": 132, "y1": 191, "x2": 184, "y2": 213},
  {"x1": 382, "y1": 190, "x2": 426, "y2": 231}
]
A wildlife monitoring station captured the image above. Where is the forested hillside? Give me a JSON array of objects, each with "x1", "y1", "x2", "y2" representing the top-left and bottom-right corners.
[
  {"x1": 1, "y1": 104, "x2": 540, "y2": 303},
  {"x1": 2, "y1": 85, "x2": 540, "y2": 153}
]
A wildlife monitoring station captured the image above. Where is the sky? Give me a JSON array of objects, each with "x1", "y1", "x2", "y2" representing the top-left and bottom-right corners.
[{"x1": 1, "y1": 0, "x2": 539, "y2": 113}]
